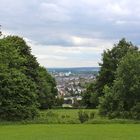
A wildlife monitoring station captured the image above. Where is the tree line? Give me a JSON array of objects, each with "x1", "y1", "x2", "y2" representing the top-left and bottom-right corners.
[{"x1": 83, "y1": 38, "x2": 140, "y2": 120}]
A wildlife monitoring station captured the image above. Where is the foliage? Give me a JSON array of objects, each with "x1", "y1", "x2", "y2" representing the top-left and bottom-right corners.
[
  {"x1": 55, "y1": 96, "x2": 64, "y2": 107},
  {"x1": 0, "y1": 36, "x2": 57, "y2": 120},
  {"x1": 38, "y1": 67, "x2": 57, "y2": 109},
  {"x1": 0, "y1": 68, "x2": 38, "y2": 121},
  {"x1": 78, "y1": 110, "x2": 89, "y2": 123},
  {"x1": 96, "y1": 38, "x2": 138, "y2": 96},
  {"x1": 89, "y1": 111, "x2": 95, "y2": 119},
  {"x1": 1, "y1": 109, "x2": 140, "y2": 124},
  {"x1": 82, "y1": 82, "x2": 98, "y2": 108},
  {"x1": 99, "y1": 51, "x2": 140, "y2": 119},
  {"x1": 84, "y1": 38, "x2": 138, "y2": 109}
]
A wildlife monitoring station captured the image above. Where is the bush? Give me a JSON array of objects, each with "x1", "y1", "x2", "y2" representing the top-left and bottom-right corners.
[
  {"x1": 61, "y1": 115, "x2": 70, "y2": 119},
  {"x1": 46, "y1": 111, "x2": 58, "y2": 117},
  {"x1": 131, "y1": 103, "x2": 140, "y2": 120},
  {"x1": 90, "y1": 112, "x2": 95, "y2": 119},
  {"x1": 0, "y1": 69, "x2": 38, "y2": 121},
  {"x1": 78, "y1": 110, "x2": 89, "y2": 123}
]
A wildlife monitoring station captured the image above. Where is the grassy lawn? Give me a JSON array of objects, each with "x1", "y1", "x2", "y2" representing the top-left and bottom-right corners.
[
  {"x1": 0, "y1": 124, "x2": 140, "y2": 140},
  {"x1": 37, "y1": 109, "x2": 97, "y2": 124},
  {"x1": 37, "y1": 109, "x2": 140, "y2": 124},
  {"x1": 0, "y1": 110, "x2": 140, "y2": 140},
  {"x1": 0, "y1": 109, "x2": 140, "y2": 125}
]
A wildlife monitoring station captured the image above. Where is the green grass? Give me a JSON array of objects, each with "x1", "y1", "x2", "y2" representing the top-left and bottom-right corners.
[
  {"x1": 0, "y1": 124, "x2": 140, "y2": 140},
  {"x1": 1, "y1": 109, "x2": 140, "y2": 140},
  {"x1": 36, "y1": 109, "x2": 140, "y2": 124},
  {"x1": 36, "y1": 109, "x2": 97, "y2": 124},
  {"x1": 1, "y1": 109, "x2": 140, "y2": 124}
]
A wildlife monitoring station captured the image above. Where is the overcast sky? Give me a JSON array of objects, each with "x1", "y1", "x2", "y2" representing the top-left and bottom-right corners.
[{"x1": 0, "y1": 0, "x2": 140, "y2": 67}]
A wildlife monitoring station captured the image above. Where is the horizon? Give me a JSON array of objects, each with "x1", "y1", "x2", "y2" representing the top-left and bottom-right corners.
[{"x1": 47, "y1": 66, "x2": 100, "y2": 69}]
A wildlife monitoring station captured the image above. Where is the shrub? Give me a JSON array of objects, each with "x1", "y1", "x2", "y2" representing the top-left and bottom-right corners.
[
  {"x1": 78, "y1": 110, "x2": 89, "y2": 123},
  {"x1": 46, "y1": 111, "x2": 58, "y2": 117},
  {"x1": 90, "y1": 112, "x2": 95, "y2": 119},
  {"x1": 131, "y1": 103, "x2": 140, "y2": 120},
  {"x1": 61, "y1": 115, "x2": 70, "y2": 119}
]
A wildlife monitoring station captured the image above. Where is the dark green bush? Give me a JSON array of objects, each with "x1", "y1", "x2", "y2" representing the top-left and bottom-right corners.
[
  {"x1": 90, "y1": 112, "x2": 95, "y2": 119},
  {"x1": 131, "y1": 103, "x2": 140, "y2": 120},
  {"x1": 78, "y1": 110, "x2": 89, "y2": 123}
]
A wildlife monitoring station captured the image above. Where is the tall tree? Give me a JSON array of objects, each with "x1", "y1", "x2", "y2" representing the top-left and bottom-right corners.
[
  {"x1": 0, "y1": 37, "x2": 39, "y2": 120},
  {"x1": 96, "y1": 38, "x2": 138, "y2": 96},
  {"x1": 96, "y1": 38, "x2": 138, "y2": 95},
  {"x1": 1, "y1": 36, "x2": 39, "y2": 82},
  {"x1": 0, "y1": 36, "x2": 57, "y2": 120},
  {"x1": 83, "y1": 38, "x2": 138, "y2": 108},
  {"x1": 99, "y1": 50, "x2": 140, "y2": 119}
]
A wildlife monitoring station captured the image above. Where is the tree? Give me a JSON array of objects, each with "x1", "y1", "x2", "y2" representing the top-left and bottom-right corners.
[
  {"x1": 99, "y1": 50, "x2": 140, "y2": 119},
  {"x1": 1, "y1": 36, "x2": 39, "y2": 82},
  {"x1": 0, "y1": 36, "x2": 57, "y2": 120},
  {"x1": 0, "y1": 36, "x2": 39, "y2": 120},
  {"x1": 0, "y1": 68, "x2": 38, "y2": 121},
  {"x1": 96, "y1": 38, "x2": 138, "y2": 97},
  {"x1": 84, "y1": 39, "x2": 138, "y2": 108}
]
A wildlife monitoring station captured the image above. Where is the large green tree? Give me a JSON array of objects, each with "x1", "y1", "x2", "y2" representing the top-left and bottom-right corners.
[
  {"x1": 0, "y1": 36, "x2": 57, "y2": 120},
  {"x1": 1, "y1": 36, "x2": 39, "y2": 82},
  {"x1": 99, "y1": 50, "x2": 140, "y2": 119},
  {"x1": 83, "y1": 39, "x2": 138, "y2": 108},
  {"x1": 96, "y1": 38, "x2": 138, "y2": 96},
  {"x1": 0, "y1": 37, "x2": 39, "y2": 120}
]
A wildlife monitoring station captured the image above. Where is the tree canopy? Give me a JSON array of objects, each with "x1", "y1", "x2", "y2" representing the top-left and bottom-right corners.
[
  {"x1": 96, "y1": 38, "x2": 138, "y2": 97},
  {"x1": 0, "y1": 36, "x2": 57, "y2": 121},
  {"x1": 83, "y1": 38, "x2": 138, "y2": 109},
  {"x1": 99, "y1": 50, "x2": 140, "y2": 119}
]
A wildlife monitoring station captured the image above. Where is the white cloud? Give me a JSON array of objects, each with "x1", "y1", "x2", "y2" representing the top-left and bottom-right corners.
[
  {"x1": 24, "y1": 37, "x2": 114, "y2": 67},
  {"x1": 106, "y1": 2, "x2": 131, "y2": 16},
  {"x1": 71, "y1": 36, "x2": 115, "y2": 48}
]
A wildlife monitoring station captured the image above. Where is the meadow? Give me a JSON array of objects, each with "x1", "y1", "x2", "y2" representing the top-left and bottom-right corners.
[
  {"x1": 1, "y1": 109, "x2": 140, "y2": 140},
  {"x1": 32, "y1": 109, "x2": 140, "y2": 124},
  {"x1": 37, "y1": 109, "x2": 97, "y2": 124},
  {"x1": 1, "y1": 109, "x2": 139, "y2": 125},
  {"x1": 0, "y1": 124, "x2": 140, "y2": 140}
]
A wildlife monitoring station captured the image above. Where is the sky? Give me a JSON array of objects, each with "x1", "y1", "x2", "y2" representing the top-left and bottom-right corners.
[{"x1": 0, "y1": 0, "x2": 140, "y2": 68}]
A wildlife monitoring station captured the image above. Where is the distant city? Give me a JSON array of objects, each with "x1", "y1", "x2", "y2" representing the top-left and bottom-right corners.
[{"x1": 48, "y1": 67, "x2": 99, "y2": 105}]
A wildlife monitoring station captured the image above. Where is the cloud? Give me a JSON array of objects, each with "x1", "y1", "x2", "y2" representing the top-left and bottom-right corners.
[
  {"x1": 39, "y1": 2, "x2": 71, "y2": 22},
  {"x1": 24, "y1": 37, "x2": 113, "y2": 67},
  {"x1": 0, "y1": 0, "x2": 140, "y2": 67}
]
